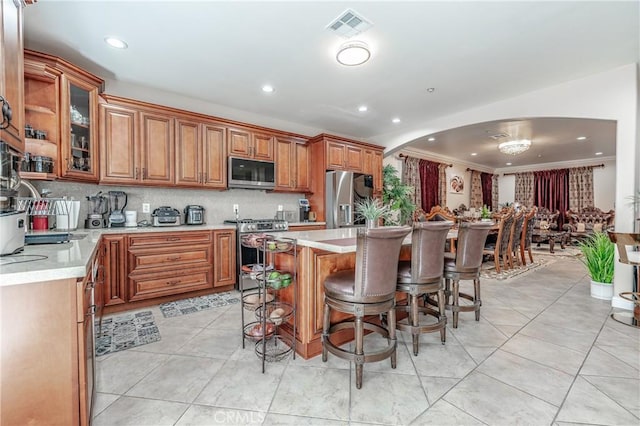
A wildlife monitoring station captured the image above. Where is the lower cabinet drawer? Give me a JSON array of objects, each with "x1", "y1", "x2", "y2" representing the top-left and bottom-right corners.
[
  {"x1": 128, "y1": 267, "x2": 213, "y2": 302},
  {"x1": 129, "y1": 244, "x2": 211, "y2": 273},
  {"x1": 128, "y1": 231, "x2": 212, "y2": 247}
]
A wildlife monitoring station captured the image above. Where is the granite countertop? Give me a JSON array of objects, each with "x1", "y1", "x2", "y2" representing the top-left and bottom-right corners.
[{"x1": 0, "y1": 224, "x2": 236, "y2": 287}]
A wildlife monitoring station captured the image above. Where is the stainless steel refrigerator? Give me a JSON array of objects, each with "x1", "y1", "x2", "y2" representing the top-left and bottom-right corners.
[{"x1": 325, "y1": 171, "x2": 374, "y2": 228}]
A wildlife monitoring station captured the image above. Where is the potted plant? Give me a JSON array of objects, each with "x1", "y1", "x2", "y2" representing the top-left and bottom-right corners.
[
  {"x1": 355, "y1": 197, "x2": 390, "y2": 228},
  {"x1": 578, "y1": 231, "x2": 615, "y2": 300},
  {"x1": 480, "y1": 205, "x2": 492, "y2": 221},
  {"x1": 382, "y1": 164, "x2": 416, "y2": 225}
]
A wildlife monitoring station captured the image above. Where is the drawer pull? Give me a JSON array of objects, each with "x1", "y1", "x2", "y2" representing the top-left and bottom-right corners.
[
  {"x1": 167, "y1": 280, "x2": 181, "y2": 286},
  {"x1": 167, "y1": 256, "x2": 180, "y2": 261},
  {"x1": 167, "y1": 237, "x2": 181, "y2": 242}
]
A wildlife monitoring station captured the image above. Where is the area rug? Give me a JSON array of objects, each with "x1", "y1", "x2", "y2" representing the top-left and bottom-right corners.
[
  {"x1": 480, "y1": 257, "x2": 555, "y2": 281},
  {"x1": 531, "y1": 244, "x2": 582, "y2": 258},
  {"x1": 95, "y1": 311, "x2": 160, "y2": 357},
  {"x1": 158, "y1": 291, "x2": 240, "y2": 318}
]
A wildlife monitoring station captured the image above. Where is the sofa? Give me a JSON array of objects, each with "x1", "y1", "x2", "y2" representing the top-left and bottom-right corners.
[{"x1": 564, "y1": 207, "x2": 615, "y2": 243}]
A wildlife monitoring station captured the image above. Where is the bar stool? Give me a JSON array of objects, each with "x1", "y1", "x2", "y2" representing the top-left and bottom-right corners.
[
  {"x1": 396, "y1": 221, "x2": 453, "y2": 355},
  {"x1": 322, "y1": 226, "x2": 411, "y2": 389},
  {"x1": 444, "y1": 222, "x2": 494, "y2": 328}
]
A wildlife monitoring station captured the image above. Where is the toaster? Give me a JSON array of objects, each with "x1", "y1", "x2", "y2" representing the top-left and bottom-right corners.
[
  {"x1": 151, "y1": 206, "x2": 181, "y2": 227},
  {"x1": 184, "y1": 205, "x2": 205, "y2": 225}
]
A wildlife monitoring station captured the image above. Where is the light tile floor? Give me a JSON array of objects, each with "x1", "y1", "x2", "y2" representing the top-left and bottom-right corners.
[{"x1": 93, "y1": 255, "x2": 640, "y2": 426}]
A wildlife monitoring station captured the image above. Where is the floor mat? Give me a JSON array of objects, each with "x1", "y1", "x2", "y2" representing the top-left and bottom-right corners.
[
  {"x1": 481, "y1": 257, "x2": 555, "y2": 281},
  {"x1": 158, "y1": 292, "x2": 240, "y2": 318},
  {"x1": 95, "y1": 311, "x2": 160, "y2": 357}
]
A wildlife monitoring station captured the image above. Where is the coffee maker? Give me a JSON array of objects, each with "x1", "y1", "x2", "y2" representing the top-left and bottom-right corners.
[
  {"x1": 108, "y1": 190, "x2": 127, "y2": 227},
  {"x1": 85, "y1": 192, "x2": 109, "y2": 229},
  {"x1": 0, "y1": 141, "x2": 26, "y2": 255},
  {"x1": 298, "y1": 199, "x2": 310, "y2": 222}
]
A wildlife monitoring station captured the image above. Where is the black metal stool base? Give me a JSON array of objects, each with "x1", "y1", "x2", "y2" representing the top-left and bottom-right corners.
[{"x1": 611, "y1": 312, "x2": 640, "y2": 328}]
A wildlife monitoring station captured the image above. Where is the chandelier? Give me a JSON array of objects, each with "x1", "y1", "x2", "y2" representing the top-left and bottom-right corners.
[{"x1": 498, "y1": 139, "x2": 532, "y2": 155}]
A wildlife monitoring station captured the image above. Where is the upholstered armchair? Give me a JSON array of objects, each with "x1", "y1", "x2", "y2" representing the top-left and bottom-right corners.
[{"x1": 534, "y1": 207, "x2": 560, "y2": 231}]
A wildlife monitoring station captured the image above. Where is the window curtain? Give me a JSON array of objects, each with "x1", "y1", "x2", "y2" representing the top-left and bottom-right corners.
[
  {"x1": 534, "y1": 169, "x2": 569, "y2": 229},
  {"x1": 402, "y1": 157, "x2": 422, "y2": 209},
  {"x1": 515, "y1": 172, "x2": 535, "y2": 207},
  {"x1": 469, "y1": 171, "x2": 483, "y2": 208},
  {"x1": 568, "y1": 166, "x2": 594, "y2": 211},
  {"x1": 480, "y1": 172, "x2": 493, "y2": 209},
  {"x1": 419, "y1": 159, "x2": 441, "y2": 212},
  {"x1": 492, "y1": 174, "x2": 499, "y2": 211},
  {"x1": 438, "y1": 164, "x2": 448, "y2": 208}
]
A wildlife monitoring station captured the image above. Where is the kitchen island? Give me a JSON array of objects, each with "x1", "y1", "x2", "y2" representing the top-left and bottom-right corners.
[{"x1": 271, "y1": 227, "x2": 416, "y2": 359}]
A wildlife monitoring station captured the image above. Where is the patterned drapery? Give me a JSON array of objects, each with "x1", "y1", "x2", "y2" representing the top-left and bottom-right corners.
[
  {"x1": 492, "y1": 174, "x2": 499, "y2": 211},
  {"x1": 568, "y1": 166, "x2": 594, "y2": 211},
  {"x1": 515, "y1": 172, "x2": 535, "y2": 207},
  {"x1": 469, "y1": 171, "x2": 483, "y2": 208},
  {"x1": 402, "y1": 157, "x2": 422, "y2": 209},
  {"x1": 480, "y1": 172, "x2": 493, "y2": 208},
  {"x1": 438, "y1": 164, "x2": 448, "y2": 208}
]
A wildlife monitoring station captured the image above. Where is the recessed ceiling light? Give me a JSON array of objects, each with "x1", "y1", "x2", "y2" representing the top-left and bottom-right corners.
[
  {"x1": 261, "y1": 85, "x2": 275, "y2": 93},
  {"x1": 336, "y1": 40, "x2": 371, "y2": 66},
  {"x1": 576, "y1": 136, "x2": 587, "y2": 140},
  {"x1": 392, "y1": 118, "x2": 401, "y2": 124},
  {"x1": 426, "y1": 87, "x2": 435, "y2": 93},
  {"x1": 538, "y1": 154, "x2": 542, "y2": 158},
  {"x1": 104, "y1": 37, "x2": 128, "y2": 49},
  {"x1": 595, "y1": 152, "x2": 603, "y2": 156},
  {"x1": 427, "y1": 137, "x2": 435, "y2": 142},
  {"x1": 470, "y1": 153, "x2": 477, "y2": 156},
  {"x1": 506, "y1": 162, "x2": 512, "y2": 166},
  {"x1": 358, "y1": 105, "x2": 368, "y2": 112}
]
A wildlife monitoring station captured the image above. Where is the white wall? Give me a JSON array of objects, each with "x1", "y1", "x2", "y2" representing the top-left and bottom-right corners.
[{"x1": 377, "y1": 64, "x2": 638, "y2": 309}]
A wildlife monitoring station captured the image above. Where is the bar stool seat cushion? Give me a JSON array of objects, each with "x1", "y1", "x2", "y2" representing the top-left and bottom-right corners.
[{"x1": 324, "y1": 269, "x2": 357, "y2": 301}]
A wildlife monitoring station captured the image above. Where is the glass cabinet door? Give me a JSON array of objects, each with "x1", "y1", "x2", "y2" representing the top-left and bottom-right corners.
[{"x1": 60, "y1": 75, "x2": 99, "y2": 181}]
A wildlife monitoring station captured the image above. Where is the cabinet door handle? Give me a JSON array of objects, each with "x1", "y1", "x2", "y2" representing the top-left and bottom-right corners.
[
  {"x1": 167, "y1": 280, "x2": 180, "y2": 286},
  {"x1": 167, "y1": 237, "x2": 181, "y2": 242},
  {"x1": 135, "y1": 167, "x2": 139, "y2": 179},
  {"x1": 204, "y1": 172, "x2": 208, "y2": 183},
  {"x1": 142, "y1": 168, "x2": 147, "y2": 179},
  {"x1": 167, "y1": 256, "x2": 180, "y2": 261}
]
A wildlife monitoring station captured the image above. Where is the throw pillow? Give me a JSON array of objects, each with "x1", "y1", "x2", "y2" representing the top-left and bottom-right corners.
[
  {"x1": 539, "y1": 220, "x2": 549, "y2": 230},
  {"x1": 593, "y1": 223, "x2": 603, "y2": 233},
  {"x1": 576, "y1": 222, "x2": 586, "y2": 233}
]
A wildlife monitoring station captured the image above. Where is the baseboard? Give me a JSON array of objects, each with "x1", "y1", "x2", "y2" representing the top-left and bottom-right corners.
[{"x1": 611, "y1": 294, "x2": 634, "y2": 310}]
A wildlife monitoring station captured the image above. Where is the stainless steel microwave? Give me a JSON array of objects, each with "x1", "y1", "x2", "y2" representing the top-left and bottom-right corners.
[{"x1": 228, "y1": 157, "x2": 275, "y2": 190}]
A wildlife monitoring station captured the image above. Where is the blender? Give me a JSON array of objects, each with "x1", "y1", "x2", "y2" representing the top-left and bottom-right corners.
[
  {"x1": 108, "y1": 190, "x2": 127, "y2": 227},
  {"x1": 0, "y1": 141, "x2": 26, "y2": 255},
  {"x1": 84, "y1": 192, "x2": 109, "y2": 229}
]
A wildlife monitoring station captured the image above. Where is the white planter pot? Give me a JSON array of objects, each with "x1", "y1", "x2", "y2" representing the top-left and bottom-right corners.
[{"x1": 590, "y1": 280, "x2": 614, "y2": 300}]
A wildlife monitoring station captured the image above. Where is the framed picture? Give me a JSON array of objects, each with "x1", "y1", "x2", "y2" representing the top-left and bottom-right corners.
[{"x1": 450, "y1": 175, "x2": 464, "y2": 193}]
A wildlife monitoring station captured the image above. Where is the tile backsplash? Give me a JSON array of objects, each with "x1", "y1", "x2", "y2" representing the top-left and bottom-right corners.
[{"x1": 30, "y1": 181, "x2": 305, "y2": 227}]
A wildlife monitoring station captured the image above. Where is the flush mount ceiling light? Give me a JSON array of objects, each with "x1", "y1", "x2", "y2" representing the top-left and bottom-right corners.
[
  {"x1": 498, "y1": 139, "x2": 532, "y2": 155},
  {"x1": 104, "y1": 37, "x2": 128, "y2": 49},
  {"x1": 336, "y1": 40, "x2": 371, "y2": 66},
  {"x1": 261, "y1": 85, "x2": 275, "y2": 93}
]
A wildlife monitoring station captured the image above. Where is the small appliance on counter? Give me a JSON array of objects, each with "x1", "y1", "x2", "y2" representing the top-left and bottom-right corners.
[
  {"x1": 184, "y1": 205, "x2": 205, "y2": 225},
  {"x1": 0, "y1": 141, "x2": 26, "y2": 255},
  {"x1": 152, "y1": 206, "x2": 181, "y2": 227},
  {"x1": 107, "y1": 190, "x2": 127, "y2": 227},
  {"x1": 298, "y1": 199, "x2": 310, "y2": 222},
  {"x1": 85, "y1": 192, "x2": 109, "y2": 229},
  {"x1": 124, "y1": 210, "x2": 137, "y2": 227}
]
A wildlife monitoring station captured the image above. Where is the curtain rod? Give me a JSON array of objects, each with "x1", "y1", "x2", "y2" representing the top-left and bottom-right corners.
[
  {"x1": 502, "y1": 163, "x2": 605, "y2": 176},
  {"x1": 398, "y1": 153, "x2": 452, "y2": 167}
]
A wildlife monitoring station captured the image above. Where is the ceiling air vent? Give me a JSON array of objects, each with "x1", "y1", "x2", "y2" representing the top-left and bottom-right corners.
[
  {"x1": 326, "y1": 9, "x2": 373, "y2": 38},
  {"x1": 489, "y1": 133, "x2": 511, "y2": 140}
]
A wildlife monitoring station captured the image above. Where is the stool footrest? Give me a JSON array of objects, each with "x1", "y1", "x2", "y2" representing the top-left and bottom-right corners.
[{"x1": 323, "y1": 334, "x2": 396, "y2": 364}]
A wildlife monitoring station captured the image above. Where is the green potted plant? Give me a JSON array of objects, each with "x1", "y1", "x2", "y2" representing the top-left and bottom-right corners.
[
  {"x1": 382, "y1": 164, "x2": 416, "y2": 225},
  {"x1": 355, "y1": 197, "x2": 390, "y2": 228},
  {"x1": 480, "y1": 205, "x2": 492, "y2": 221},
  {"x1": 578, "y1": 231, "x2": 615, "y2": 300}
]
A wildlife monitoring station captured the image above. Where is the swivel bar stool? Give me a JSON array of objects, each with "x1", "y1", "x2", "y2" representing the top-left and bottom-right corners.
[
  {"x1": 322, "y1": 226, "x2": 411, "y2": 389},
  {"x1": 444, "y1": 221, "x2": 494, "y2": 328},
  {"x1": 396, "y1": 221, "x2": 453, "y2": 355}
]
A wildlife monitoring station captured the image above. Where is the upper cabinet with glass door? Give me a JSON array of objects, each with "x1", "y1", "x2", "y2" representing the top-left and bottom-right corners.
[{"x1": 60, "y1": 74, "x2": 102, "y2": 181}]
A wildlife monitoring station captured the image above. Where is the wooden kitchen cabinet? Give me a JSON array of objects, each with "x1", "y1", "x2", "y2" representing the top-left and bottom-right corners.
[
  {"x1": 0, "y1": 0, "x2": 25, "y2": 153},
  {"x1": 274, "y1": 136, "x2": 311, "y2": 192},
  {"x1": 140, "y1": 109, "x2": 174, "y2": 184},
  {"x1": 175, "y1": 117, "x2": 226, "y2": 188},
  {"x1": 103, "y1": 234, "x2": 127, "y2": 307},
  {"x1": 326, "y1": 139, "x2": 363, "y2": 172},
  {"x1": 213, "y1": 229, "x2": 236, "y2": 287},
  {"x1": 228, "y1": 127, "x2": 274, "y2": 161},
  {"x1": 363, "y1": 149, "x2": 384, "y2": 194}
]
